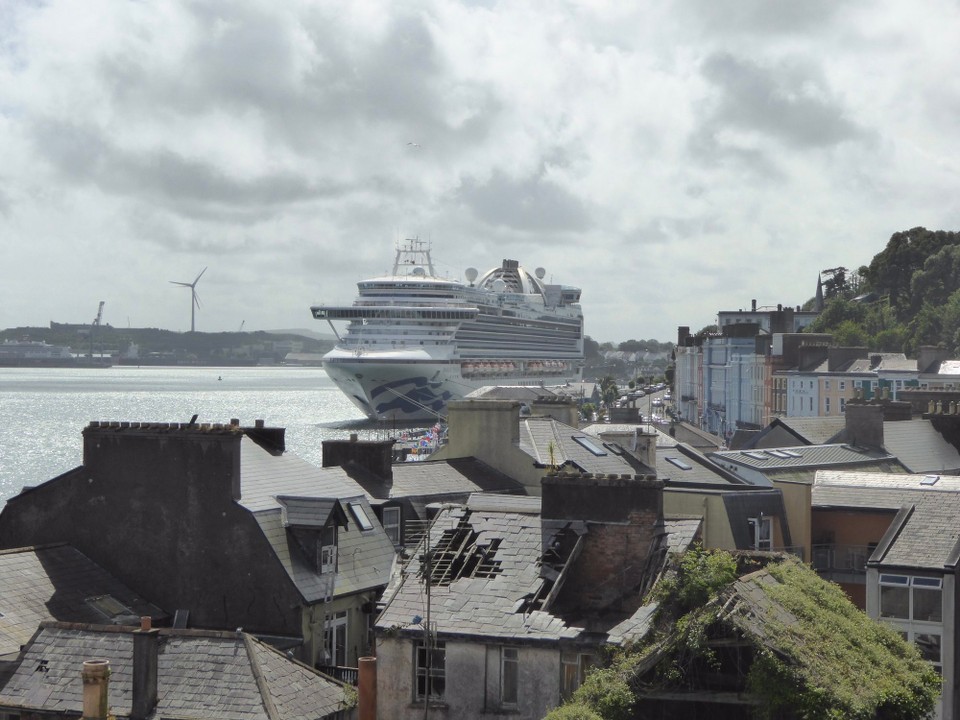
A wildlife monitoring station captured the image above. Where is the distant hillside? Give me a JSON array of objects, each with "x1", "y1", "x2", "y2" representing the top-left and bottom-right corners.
[
  {"x1": 809, "y1": 226, "x2": 960, "y2": 355},
  {"x1": 0, "y1": 325, "x2": 336, "y2": 365}
]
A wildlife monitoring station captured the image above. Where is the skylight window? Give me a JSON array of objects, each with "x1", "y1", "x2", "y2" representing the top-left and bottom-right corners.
[
  {"x1": 665, "y1": 457, "x2": 693, "y2": 471},
  {"x1": 781, "y1": 450, "x2": 802, "y2": 458},
  {"x1": 743, "y1": 451, "x2": 767, "y2": 461},
  {"x1": 572, "y1": 436, "x2": 607, "y2": 456},
  {"x1": 348, "y1": 502, "x2": 374, "y2": 531},
  {"x1": 765, "y1": 450, "x2": 791, "y2": 459},
  {"x1": 921, "y1": 475, "x2": 940, "y2": 486}
]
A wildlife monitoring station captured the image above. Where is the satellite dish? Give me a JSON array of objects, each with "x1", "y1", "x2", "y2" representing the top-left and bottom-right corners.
[
  {"x1": 465, "y1": 267, "x2": 478, "y2": 283},
  {"x1": 492, "y1": 279, "x2": 507, "y2": 293},
  {"x1": 535, "y1": 267, "x2": 546, "y2": 279},
  {"x1": 412, "y1": 267, "x2": 426, "y2": 276}
]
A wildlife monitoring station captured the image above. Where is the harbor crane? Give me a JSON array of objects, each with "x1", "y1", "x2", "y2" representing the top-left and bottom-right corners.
[{"x1": 89, "y1": 301, "x2": 105, "y2": 359}]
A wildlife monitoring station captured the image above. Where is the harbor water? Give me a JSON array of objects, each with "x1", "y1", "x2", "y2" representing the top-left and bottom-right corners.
[{"x1": 0, "y1": 366, "x2": 380, "y2": 508}]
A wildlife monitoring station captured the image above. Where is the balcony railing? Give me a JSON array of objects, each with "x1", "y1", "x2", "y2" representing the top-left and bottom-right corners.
[
  {"x1": 811, "y1": 544, "x2": 873, "y2": 574},
  {"x1": 316, "y1": 664, "x2": 358, "y2": 686}
]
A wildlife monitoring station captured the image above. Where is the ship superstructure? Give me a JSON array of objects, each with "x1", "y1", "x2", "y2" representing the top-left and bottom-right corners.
[{"x1": 311, "y1": 239, "x2": 584, "y2": 421}]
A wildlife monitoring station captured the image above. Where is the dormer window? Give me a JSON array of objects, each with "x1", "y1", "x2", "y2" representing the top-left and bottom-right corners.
[{"x1": 319, "y1": 525, "x2": 337, "y2": 574}]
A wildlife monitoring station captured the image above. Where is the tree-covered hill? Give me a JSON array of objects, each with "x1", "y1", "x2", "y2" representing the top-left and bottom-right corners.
[{"x1": 808, "y1": 226, "x2": 960, "y2": 355}]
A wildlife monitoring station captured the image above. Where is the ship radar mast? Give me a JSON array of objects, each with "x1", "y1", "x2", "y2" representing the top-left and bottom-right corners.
[{"x1": 393, "y1": 237, "x2": 436, "y2": 276}]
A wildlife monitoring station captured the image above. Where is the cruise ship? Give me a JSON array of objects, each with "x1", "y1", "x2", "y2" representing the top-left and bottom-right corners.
[{"x1": 311, "y1": 239, "x2": 584, "y2": 421}]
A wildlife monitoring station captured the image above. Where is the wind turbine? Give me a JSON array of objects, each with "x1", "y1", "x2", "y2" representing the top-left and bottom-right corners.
[{"x1": 170, "y1": 267, "x2": 207, "y2": 332}]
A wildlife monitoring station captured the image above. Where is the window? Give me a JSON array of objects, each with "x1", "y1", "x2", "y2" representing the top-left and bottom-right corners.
[
  {"x1": 561, "y1": 651, "x2": 593, "y2": 699},
  {"x1": 382, "y1": 507, "x2": 401, "y2": 545},
  {"x1": 319, "y1": 525, "x2": 337, "y2": 574},
  {"x1": 748, "y1": 516, "x2": 772, "y2": 550},
  {"x1": 825, "y1": 397, "x2": 831, "y2": 414},
  {"x1": 324, "y1": 611, "x2": 348, "y2": 666},
  {"x1": 348, "y1": 502, "x2": 374, "y2": 531},
  {"x1": 825, "y1": 380, "x2": 831, "y2": 390},
  {"x1": 415, "y1": 641, "x2": 446, "y2": 701},
  {"x1": 501, "y1": 647, "x2": 519, "y2": 706},
  {"x1": 840, "y1": 381, "x2": 846, "y2": 390},
  {"x1": 840, "y1": 398, "x2": 846, "y2": 413},
  {"x1": 878, "y1": 574, "x2": 943, "y2": 670}
]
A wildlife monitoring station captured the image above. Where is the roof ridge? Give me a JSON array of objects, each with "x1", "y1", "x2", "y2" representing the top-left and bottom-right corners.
[{"x1": 244, "y1": 633, "x2": 281, "y2": 720}]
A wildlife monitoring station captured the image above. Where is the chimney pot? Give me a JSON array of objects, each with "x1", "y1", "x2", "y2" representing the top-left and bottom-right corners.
[
  {"x1": 140, "y1": 616, "x2": 151, "y2": 631},
  {"x1": 255, "y1": 419, "x2": 265, "y2": 428},
  {"x1": 81, "y1": 659, "x2": 111, "y2": 720}
]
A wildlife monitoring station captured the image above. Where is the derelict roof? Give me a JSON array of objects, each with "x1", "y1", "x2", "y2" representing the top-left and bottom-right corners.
[
  {"x1": 0, "y1": 622, "x2": 349, "y2": 720},
  {"x1": 375, "y1": 499, "x2": 700, "y2": 646},
  {"x1": 0, "y1": 544, "x2": 165, "y2": 661}
]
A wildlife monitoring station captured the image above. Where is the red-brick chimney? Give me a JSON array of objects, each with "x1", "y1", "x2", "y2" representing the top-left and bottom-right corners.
[{"x1": 541, "y1": 471, "x2": 664, "y2": 611}]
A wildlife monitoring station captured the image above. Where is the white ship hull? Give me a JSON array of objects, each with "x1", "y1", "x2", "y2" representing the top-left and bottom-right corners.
[
  {"x1": 313, "y1": 240, "x2": 584, "y2": 422},
  {"x1": 324, "y1": 350, "x2": 580, "y2": 421}
]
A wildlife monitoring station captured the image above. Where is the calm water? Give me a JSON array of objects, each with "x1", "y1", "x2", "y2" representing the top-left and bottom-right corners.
[{"x1": 0, "y1": 366, "x2": 380, "y2": 507}]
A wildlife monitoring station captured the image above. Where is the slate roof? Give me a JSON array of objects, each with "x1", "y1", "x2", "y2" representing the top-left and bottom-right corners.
[
  {"x1": 655, "y1": 444, "x2": 747, "y2": 487},
  {"x1": 874, "y1": 493, "x2": 960, "y2": 570},
  {"x1": 0, "y1": 623, "x2": 350, "y2": 720},
  {"x1": 0, "y1": 545, "x2": 164, "y2": 661},
  {"x1": 237, "y1": 438, "x2": 396, "y2": 602},
  {"x1": 518, "y1": 417, "x2": 652, "y2": 475},
  {"x1": 375, "y1": 496, "x2": 700, "y2": 647},
  {"x1": 762, "y1": 416, "x2": 847, "y2": 446},
  {"x1": 880, "y1": 419, "x2": 960, "y2": 474},
  {"x1": 580, "y1": 423, "x2": 677, "y2": 446},
  {"x1": 351, "y1": 457, "x2": 525, "y2": 501}
]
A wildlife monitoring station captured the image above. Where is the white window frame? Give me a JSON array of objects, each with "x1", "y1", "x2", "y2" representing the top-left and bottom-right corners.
[
  {"x1": 878, "y1": 574, "x2": 943, "y2": 670},
  {"x1": 748, "y1": 516, "x2": 773, "y2": 550},
  {"x1": 348, "y1": 501, "x2": 374, "y2": 531},
  {"x1": 319, "y1": 525, "x2": 337, "y2": 574},
  {"x1": 324, "y1": 611, "x2": 348, "y2": 667}
]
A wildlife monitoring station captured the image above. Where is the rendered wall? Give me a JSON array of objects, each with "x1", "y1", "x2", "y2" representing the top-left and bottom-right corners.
[{"x1": 375, "y1": 636, "x2": 561, "y2": 720}]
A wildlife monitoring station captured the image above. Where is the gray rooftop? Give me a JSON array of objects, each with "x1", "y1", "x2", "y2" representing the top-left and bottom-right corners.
[
  {"x1": 237, "y1": 438, "x2": 396, "y2": 602},
  {"x1": 519, "y1": 417, "x2": 652, "y2": 475},
  {"x1": 881, "y1": 419, "x2": 960, "y2": 474},
  {"x1": 765, "y1": 416, "x2": 847, "y2": 446},
  {"x1": 0, "y1": 623, "x2": 350, "y2": 720},
  {"x1": 375, "y1": 498, "x2": 699, "y2": 647},
  {"x1": 352, "y1": 457, "x2": 525, "y2": 501},
  {"x1": 0, "y1": 545, "x2": 164, "y2": 660},
  {"x1": 712, "y1": 444, "x2": 903, "y2": 473}
]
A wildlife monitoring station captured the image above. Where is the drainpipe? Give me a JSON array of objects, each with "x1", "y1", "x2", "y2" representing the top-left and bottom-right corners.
[
  {"x1": 358, "y1": 656, "x2": 377, "y2": 720},
  {"x1": 81, "y1": 660, "x2": 111, "y2": 720}
]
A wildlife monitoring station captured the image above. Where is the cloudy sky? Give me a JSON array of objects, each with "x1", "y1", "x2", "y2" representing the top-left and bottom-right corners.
[{"x1": 2, "y1": 1, "x2": 959, "y2": 343}]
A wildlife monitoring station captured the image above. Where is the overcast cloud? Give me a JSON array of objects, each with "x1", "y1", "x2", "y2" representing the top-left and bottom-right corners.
[{"x1": 2, "y1": 0, "x2": 960, "y2": 342}]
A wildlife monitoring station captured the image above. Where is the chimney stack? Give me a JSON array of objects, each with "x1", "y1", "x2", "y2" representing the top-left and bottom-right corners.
[
  {"x1": 359, "y1": 656, "x2": 377, "y2": 720},
  {"x1": 131, "y1": 622, "x2": 159, "y2": 720},
  {"x1": 541, "y1": 472, "x2": 664, "y2": 611},
  {"x1": 81, "y1": 660, "x2": 111, "y2": 720}
]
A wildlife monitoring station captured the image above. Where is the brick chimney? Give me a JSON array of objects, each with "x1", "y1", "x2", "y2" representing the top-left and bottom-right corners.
[
  {"x1": 131, "y1": 618, "x2": 159, "y2": 720},
  {"x1": 541, "y1": 471, "x2": 664, "y2": 611},
  {"x1": 81, "y1": 660, "x2": 110, "y2": 720},
  {"x1": 322, "y1": 437, "x2": 395, "y2": 480}
]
